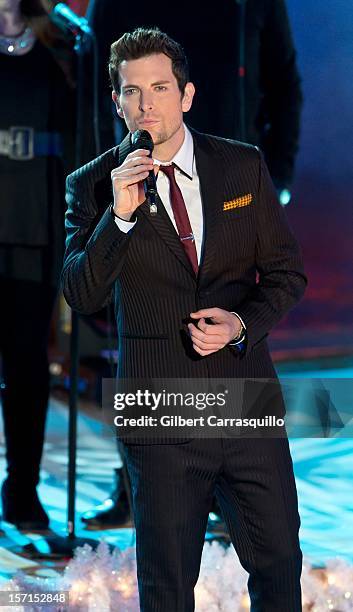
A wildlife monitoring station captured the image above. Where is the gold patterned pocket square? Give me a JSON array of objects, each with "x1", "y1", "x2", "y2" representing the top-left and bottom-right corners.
[{"x1": 223, "y1": 193, "x2": 253, "y2": 211}]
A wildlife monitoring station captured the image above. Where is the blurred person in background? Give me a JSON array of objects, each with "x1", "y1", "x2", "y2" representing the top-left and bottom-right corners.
[
  {"x1": 0, "y1": 0, "x2": 75, "y2": 530},
  {"x1": 81, "y1": 0, "x2": 303, "y2": 531}
]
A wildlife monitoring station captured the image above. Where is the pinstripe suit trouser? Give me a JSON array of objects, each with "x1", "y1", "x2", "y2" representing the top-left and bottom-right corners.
[{"x1": 123, "y1": 435, "x2": 302, "y2": 612}]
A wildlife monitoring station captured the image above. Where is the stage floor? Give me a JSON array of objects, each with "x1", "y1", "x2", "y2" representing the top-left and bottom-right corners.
[{"x1": 0, "y1": 359, "x2": 352, "y2": 581}]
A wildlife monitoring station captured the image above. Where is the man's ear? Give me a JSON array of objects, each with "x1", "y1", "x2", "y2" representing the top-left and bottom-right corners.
[
  {"x1": 181, "y1": 82, "x2": 195, "y2": 113},
  {"x1": 112, "y1": 90, "x2": 124, "y2": 118}
]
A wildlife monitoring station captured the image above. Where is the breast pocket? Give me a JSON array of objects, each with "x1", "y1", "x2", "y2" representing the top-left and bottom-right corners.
[{"x1": 221, "y1": 206, "x2": 255, "y2": 221}]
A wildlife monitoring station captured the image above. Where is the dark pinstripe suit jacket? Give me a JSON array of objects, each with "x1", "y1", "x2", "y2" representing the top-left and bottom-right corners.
[{"x1": 62, "y1": 130, "x2": 306, "y2": 428}]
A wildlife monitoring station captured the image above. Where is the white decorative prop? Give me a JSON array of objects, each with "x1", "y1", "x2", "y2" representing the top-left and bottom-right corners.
[{"x1": 3, "y1": 542, "x2": 353, "y2": 611}]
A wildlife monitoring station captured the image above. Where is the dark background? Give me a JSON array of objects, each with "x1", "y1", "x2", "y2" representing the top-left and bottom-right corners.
[{"x1": 271, "y1": 0, "x2": 353, "y2": 358}]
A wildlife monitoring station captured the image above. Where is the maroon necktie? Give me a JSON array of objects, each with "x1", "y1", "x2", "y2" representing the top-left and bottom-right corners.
[{"x1": 159, "y1": 164, "x2": 198, "y2": 275}]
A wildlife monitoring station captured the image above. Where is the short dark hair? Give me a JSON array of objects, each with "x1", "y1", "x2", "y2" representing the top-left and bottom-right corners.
[{"x1": 109, "y1": 27, "x2": 189, "y2": 94}]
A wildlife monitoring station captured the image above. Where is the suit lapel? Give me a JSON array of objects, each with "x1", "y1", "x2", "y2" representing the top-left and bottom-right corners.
[
  {"x1": 192, "y1": 130, "x2": 224, "y2": 283},
  {"x1": 138, "y1": 194, "x2": 196, "y2": 279},
  {"x1": 116, "y1": 133, "x2": 131, "y2": 165}
]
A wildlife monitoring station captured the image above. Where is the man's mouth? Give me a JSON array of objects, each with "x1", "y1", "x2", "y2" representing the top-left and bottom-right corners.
[{"x1": 138, "y1": 119, "x2": 160, "y2": 126}]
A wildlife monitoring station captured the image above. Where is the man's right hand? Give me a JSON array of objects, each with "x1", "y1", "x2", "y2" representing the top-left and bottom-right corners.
[{"x1": 111, "y1": 149, "x2": 154, "y2": 221}]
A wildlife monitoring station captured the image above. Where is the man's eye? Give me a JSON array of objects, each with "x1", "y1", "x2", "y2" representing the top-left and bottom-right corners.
[
  {"x1": 155, "y1": 86, "x2": 167, "y2": 91},
  {"x1": 124, "y1": 89, "x2": 136, "y2": 95}
]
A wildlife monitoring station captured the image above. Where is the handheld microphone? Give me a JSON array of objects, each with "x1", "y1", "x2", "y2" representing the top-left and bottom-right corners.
[
  {"x1": 51, "y1": 3, "x2": 92, "y2": 37},
  {"x1": 131, "y1": 130, "x2": 158, "y2": 215}
]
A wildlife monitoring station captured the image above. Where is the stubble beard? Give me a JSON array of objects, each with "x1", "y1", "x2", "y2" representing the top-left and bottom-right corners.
[{"x1": 151, "y1": 118, "x2": 183, "y2": 147}]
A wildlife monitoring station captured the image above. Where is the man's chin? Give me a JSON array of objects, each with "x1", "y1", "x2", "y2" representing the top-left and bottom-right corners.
[
  {"x1": 130, "y1": 125, "x2": 165, "y2": 145},
  {"x1": 150, "y1": 131, "x2": 168, "y2": 146}
]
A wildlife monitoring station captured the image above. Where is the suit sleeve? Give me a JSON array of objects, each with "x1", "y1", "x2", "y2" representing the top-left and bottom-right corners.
[
  {"x1": 61, "y1": 171, "x2": 133, "y2": 315},
  {"x1": 235, "y1": 148, "x2": 307, "y2": 355}
]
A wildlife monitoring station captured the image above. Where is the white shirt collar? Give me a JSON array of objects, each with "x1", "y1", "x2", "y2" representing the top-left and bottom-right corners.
[{"x1": 154, "y1": 124, "x2": 194, "y2": 179}]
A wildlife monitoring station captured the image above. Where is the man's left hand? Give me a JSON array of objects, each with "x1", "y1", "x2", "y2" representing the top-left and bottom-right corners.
[{"x1": 188, "y1": 308, "x2": 242, "y2": 356}]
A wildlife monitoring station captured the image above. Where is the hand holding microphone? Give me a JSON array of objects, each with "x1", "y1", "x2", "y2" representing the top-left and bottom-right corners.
[{"x1": 111, "y1": 130, "x2": 158, "y2": 220}]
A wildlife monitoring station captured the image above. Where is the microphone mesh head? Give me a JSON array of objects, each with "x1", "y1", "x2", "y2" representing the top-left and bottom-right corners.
[{"x1": 131, "y1": 129, "x2": 154, "y2": 153}]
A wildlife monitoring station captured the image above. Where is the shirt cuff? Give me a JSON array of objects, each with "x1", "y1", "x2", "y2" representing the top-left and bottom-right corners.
[{"x1": 110, "y1": 205, "x2": 137, "y2": 233}]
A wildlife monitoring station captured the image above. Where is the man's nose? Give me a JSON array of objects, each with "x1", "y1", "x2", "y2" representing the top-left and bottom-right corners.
[{"x1": 139, "y1": 92, "x2": 154, "y2": 112}]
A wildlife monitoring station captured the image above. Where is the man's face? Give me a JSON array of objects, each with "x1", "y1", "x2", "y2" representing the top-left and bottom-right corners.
[{"x1": 112, "y1": 53, "x2": 195, "y2": 152}]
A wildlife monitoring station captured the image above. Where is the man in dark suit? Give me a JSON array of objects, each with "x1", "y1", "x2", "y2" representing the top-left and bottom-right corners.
[
  {"x1": 62, "y1": 27, "x2": 306, "y2": 612},
  {"x1": 82, "y1": 0, "x2": 303, "y2": 531}
]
